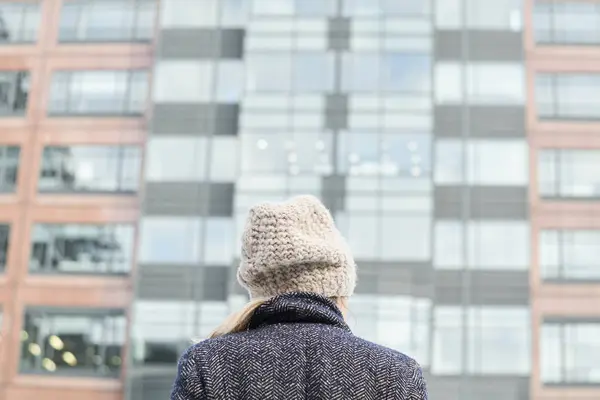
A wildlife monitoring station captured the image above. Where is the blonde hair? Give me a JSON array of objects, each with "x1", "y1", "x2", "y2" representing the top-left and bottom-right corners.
[{"x1": 210, "y1": 296, "x2": 348, "y2": 339}]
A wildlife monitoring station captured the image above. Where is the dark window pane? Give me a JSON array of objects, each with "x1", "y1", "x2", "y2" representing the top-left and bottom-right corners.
[
  {"x1": 0, "y1": 71, "x2": 29, "y2": 116},
  {"x1": 534, "y1": 2, "x2": 600, "y2": 45},
  {"x1": 20, "y1": 308, "x2": 125, "y2": 377},
  {"x1": 59, "y1": 0, "x2": 157, "y2": 43},
  {"x1": 538, "y1": 149, "x2": 600, "y2": 199},
  {"x1": 38, "y1": 145, "x2": 141, "y2": 194},
  {"x1": 30, "y1": 224, "x2": 134, "y2": 275},
  {"x1": 0, "y1": 224, "x2": 10, "y2": 271},
  {"x1": 540, "y1": 230, "x2": 600, "y2": 281},
  {"x1": 0, "y1": 2, "x2": 41, "y2": 43},
  {"x1": 48, "y1": 70, "x2": 148, "y2": 116},
  {"x1": 542, "y1": 322, "x2": 600, "y2": 384},
  {"x1": 536, "y1": 73, "x2": 600, "y2": 121},
  {"x1": 0, "y1": 145, "x2": 20, "y2": 192}
]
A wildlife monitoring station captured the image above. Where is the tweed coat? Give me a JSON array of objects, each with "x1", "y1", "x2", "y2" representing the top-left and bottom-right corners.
[{"x1": 171, "y1": 292, "x2": 428, "y2": 400}]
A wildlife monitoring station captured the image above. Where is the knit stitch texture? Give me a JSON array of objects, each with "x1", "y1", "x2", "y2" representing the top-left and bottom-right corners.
[
  {"x1": 171, "y1": 293, "x2": 428, "y2": 400},
  {"x1": 237, "y1": 195, "x2": 356, "y2": 299}
]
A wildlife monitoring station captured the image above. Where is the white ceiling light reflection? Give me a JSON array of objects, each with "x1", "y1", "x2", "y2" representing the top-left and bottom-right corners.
[
  {"x1": 411, "y1": 166, "x2": 422, "y2": 177},
  {"x1": 256, "y1": 139, "x2": 268, "y2": 150}
]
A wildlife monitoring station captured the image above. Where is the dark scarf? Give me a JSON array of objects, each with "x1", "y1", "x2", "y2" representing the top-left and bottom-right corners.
[{"x1": 248, "y1": 292, "x2": 350, "y2": 332}]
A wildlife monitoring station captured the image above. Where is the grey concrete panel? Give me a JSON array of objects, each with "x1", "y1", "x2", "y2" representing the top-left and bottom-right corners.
[
  {"x1": 543, "y1": 316, "x2": 600, "y2": 324},
  {"x1": 328, "y1": 17, "x2": 350, "y2": 51},
  {"x1": 435, "y1": 30, "x2": 523, "y2": 61},
  {"x1": 353, "y1": 261, "x2": 433, "y2": 296},
  {"x1": 202, "y1": 266, "x2": 229, "y2": 301},
  {"x1": 159, "y1": 29, "x2": 244, "y2": 59},
  {"x1": 435, "y1": 186, "x2": 528, "y2": 220},
  {"x1": 427, "y1": 376, "x2": 529, "y2": 400},
  {"x1": 144, "y1": 182, "x2": 206, "y2": 216},
  {"x1": 321, "y1": 175, "x2": 346, "y2": 212},
  {"x1": 434, "y1": 105, "x2": 525, "y2": 138},
  {"x1": 152, "y1": 103, "x2": 239, "y2": 136},
  {"x1": 325, "y1": 94, "x2": 348, "y2": 130},
  {"x1": 434, "y1": 270, "x2": 529, "y2": 306},
  {"x1": 208, "y1": 183, "x2": 235, "y2": 216},
  {"x1": 136, "y1": 264, "x2": 200, "y2": 300}
]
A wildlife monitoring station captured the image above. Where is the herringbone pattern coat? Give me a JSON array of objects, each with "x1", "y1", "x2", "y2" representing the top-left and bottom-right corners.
[{"x1": 171, "y1": 292, "x2": 428, "y2": 400}]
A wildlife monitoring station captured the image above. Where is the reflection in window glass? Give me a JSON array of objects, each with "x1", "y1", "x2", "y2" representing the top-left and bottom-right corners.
[
  {"x1": 210, "y1": 137, "x2": 239, "y2": 182},
  {"x1": 436, "y1": 0, "x2": 522, "y2": 30},
  {"x1": 536, "y1": 74, "x2": 600, "y2": 120},
  {"x1": 433, "y1": 306, "x2": 530, "y2": 375},
  {"x1": 293, "y1": 53, "x2": 334, "y2": 92},
  {"x1": 542, "y1": 322, "x2": 600, "y2": 384},
  {"x1": 49, "y1": 70, "x2": 148, "y2": 116},
  {"x1": 20, "y1": 308, "x2": 125, "y2": 377},
  {"x1": 221, "y1": 0, "x2": 248, "y2": 26},
  {"x1": 435, "y1": 221, "x2": 529, "y2": 269},
  {"x1": 38, "y1": 146, "x2": 141, "y2": 194},
  {"x1": 435, "y1": 140, "x2": 528, "y2": 186},
  {"x1": 339, "y1": 132, "x2": 431, "y2": 178},
  {"x1": 154, "y1": 61, "x2": 213, "y2": 103},
  {"x1": 295, "y1": 0, "x2": 336, "y2": 16},
  {"x1": 252, "y1": 0, "x2": 294, "y2": 15},
  {"x1": 538, "y1": 149, "x2": 600, "y2": 199},
  {"x1": 217, "y1": 61, "x2": 244, "y2": 102},
  {"x1": 29, "y1": 224, "x2": 134, "y2": 275},
  {"x1": 0, "y1": 71, "x2": 29, "y2": 116},
  {"x1": 0, "y1": 2, "x2": 41, "y2": 43},
  {"x1": 146, "y1": 137, "x2": 207, "y2": 182},
  {"x1": 203, "y1": 218, "x2": 234, "y2": 264},
  {"x1": 534, "y1": 2, "x2": 600, "y2": 45},
  {"x1": 59, "y1": 0, "x2": 157, "y2": 42},
  {"x1": 343, "y1": 53, "x2": 431, "y2": 93},
  {"x1": 139, "y1": 217, "x2": 202, "y2": 264},
  {"x1": 540, "y1": 230, "x2": 600, "y2": 281},
  {"x1": 161, "y1": 0, "x2": 216, "y2": 27},
  {"x1": 0, "y1": 146, "x2": 20, "y2": 192},
  {"x1": 241, "y1": 132, "x2": 333, "y2": 175}
]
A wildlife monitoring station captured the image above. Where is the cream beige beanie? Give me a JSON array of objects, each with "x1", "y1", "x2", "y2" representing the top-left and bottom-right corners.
[{"x1": 237, "y1": 195, "x2": 356, "y2": 299}]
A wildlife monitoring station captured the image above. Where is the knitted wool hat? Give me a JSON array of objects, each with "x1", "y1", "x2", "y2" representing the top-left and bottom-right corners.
[{"x1": 237, "y1": 195, "x2": 356, "y2": 299}]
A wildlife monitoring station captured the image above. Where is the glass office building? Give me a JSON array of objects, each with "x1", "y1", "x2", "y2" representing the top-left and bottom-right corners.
[{"x1": 0, "y1": 1, "x2": 599, "y2": 400}]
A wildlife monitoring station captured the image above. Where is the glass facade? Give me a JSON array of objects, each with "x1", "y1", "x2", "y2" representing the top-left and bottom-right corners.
[{"x1": 0, "y1": 1, "x2": 599, "y2": 399}]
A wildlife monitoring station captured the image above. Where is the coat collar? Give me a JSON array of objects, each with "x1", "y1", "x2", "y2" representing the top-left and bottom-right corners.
[{"x1": 248, "y1": 292, "x2": 350, "y2": 332}]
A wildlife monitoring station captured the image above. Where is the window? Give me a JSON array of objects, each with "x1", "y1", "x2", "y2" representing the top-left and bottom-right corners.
[
  {"x1": 246, "y1": 53, "x2": 334, "y2": 93},
  {"x1": 0, "y1": 146, "x2": 20, "y2": 192},
  {"x1": 30, "y1": 224, "x2": 134, "y2": 275},
  {"x1": 20, "y1": 308, "x2": 125, "y2": 377},
  {"x1": 433, "y1": 306, "x2": 530, "y2": 375},
  {"x1": 139, "y1": 217, "x2": 202, "y2": 264},
  {"x1": 0, "y1": 2, "x2": 41, "y2": 43},
  {"x1": 536, "y1": 74, "x2": 600, "y2": 120},
  {"x1": 59, "y1": 0, "x2": 156, "y2": 42},
  {"x1": 435, "y1": 0, "x2": 522, "y2": 31},
  {"x1": 154, "y1": 61, "x2": 213, "y2": 103},
  {"x1": 342, "y1": 53, "x2": 431, "y2": 93},
  {"x1": 542, "y1": 321, "x2": 600, "y2": 384},
  {"x1": 435, "y1": 63, "x2": 524, "y2": 105},
  {"x1": 435, "y1": 140, "x2": 528, "y2": 186},
  {"x1": 203, "y1": 218, "x2": 234, "y2": 264},
  {"x1": 338, "y1": 133, "x2": 431, "y2": 178},
  {"x1": 338, "y1": 213, "x2": 431, "y2": 261},
  {"x1": 0, "y1": 71, "x2": 29, "y2": 116},
  {"x1": 241, "y1": 132, "x2": 334, "y2": 175},
  {"x1": 38, "y1": 146, "x2": 141, "y2": 194},
  {"x1": 343, "y1": 0, "x2": 430, "y2": 16},
  {"x1": 435, "y1": 221, "x2": 530, "y2": 269},
  {"x1": 539, "y1": 149, "x2": 600, "y2": 199},
  {"x1": 0, "y1": 224, "x2": 9, "y2": 272},
  {"x1": 146, "y1": 137, "x2": 207, "y2": 181},
  {"x1": 217, "y1": 61, "x2": 244, "y2": 102},
  {"x1": 534, "y1": 2, "x2": 600, "y2": 45},
  {"x1": 49, "y1": 70, "x2": 148, "y2": 116},
  {"x1": 540, "y1": 230, "x2": 600, "y2": 281},
  {"x1": 161, "y1": 0, "x2": 217, "y2": 28}
]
